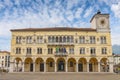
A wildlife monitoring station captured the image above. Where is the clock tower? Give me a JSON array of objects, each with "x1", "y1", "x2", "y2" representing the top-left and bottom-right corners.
[{"x1": 90, "y1": 11, "x2": 110, "y2": 32}]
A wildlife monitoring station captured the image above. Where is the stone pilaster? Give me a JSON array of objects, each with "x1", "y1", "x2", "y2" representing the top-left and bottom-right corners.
[
  {"x1": 87, "y1": 62, "x2": 89, "y2": 72},
  {"x1": 44, "y1": 62, "x2": 46, "y2": 72},
  {"x1": 55, "y1": 62, "x2": 57, "y2": 72},
  {"x1": 22, "y1": 62, "x2": 24, "y2": 72}
]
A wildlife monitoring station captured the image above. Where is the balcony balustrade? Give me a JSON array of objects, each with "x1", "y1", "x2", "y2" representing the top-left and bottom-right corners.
[{"x1": 54, "y1": 52, "x2": 68, "y2": 57}]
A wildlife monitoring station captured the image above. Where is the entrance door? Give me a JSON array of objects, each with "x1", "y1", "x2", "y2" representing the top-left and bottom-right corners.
[
  {"x1": 30, "y1": 63, "x2": 33, "y2": 72},
  {"x1": 58, "y1": 61, "x2": 65, "y2": 71},
  {"x1": 40, "y1": 63, "x2": 44, "y2": 72},
  {"x1": 78, "y1": 63, "x2": 83, "y2": 72},
  {"x1": 89, "y1": 63, "x2": 93, "y2": 72}
]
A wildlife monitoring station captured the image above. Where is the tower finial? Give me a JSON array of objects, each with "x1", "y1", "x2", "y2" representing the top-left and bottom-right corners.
[{"x1": 97, "y1": 10, "x2": 101, "y2": 14}]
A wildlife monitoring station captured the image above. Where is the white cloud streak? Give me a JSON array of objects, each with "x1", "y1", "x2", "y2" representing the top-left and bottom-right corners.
[{"x1": 111, "y1": 2, "x2": 120, "y2": 18}]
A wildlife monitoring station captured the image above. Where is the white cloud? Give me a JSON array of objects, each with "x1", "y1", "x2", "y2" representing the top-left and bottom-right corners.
[
  {"x1": 111, "y1": 2, "x2": 120, "y2": 18},
  {"x1": 100, "y1": 0, "x2": 120, "y2": 6},
  {"x1": 83, "y1": 7, "x2": 93, "y2": 18},
  {"x1": 75, "y1": 8, "x2": 83, "y2": 18}
]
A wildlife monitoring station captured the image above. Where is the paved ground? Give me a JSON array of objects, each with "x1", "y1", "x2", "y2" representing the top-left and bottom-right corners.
[{"x1": 0, "y1": 72, "x2": 120, "y2": 80}]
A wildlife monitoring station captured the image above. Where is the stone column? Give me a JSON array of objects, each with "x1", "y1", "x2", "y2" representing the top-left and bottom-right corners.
[
  {"x1": 55, "y1": 62, "x2": 57, "y2": 72},
  {"x1": 66, "y1": 61, "x2": 67, "y2": 72},
  {"x1": 87, "y1": 62, "x2": 89, "y2": 72},
  {"x1": 22, "y1": 62, "x2": 24, "y2": 72},
  {"x1": 76, "y1": 61, "x2": 78, "y2": 72},
  {"x1": 44, "y1": 62, "x2": 46, "y2": 72},
  {"x1": 98, "y1": 62, "x2": 100, "y2": 72},
  {"x1": 33, "y1": 62, "x2": 35, "y2": 72}
]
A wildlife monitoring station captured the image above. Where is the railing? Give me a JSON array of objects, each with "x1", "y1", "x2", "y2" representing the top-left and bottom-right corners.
[
  {"x1": 54, "y1": 52, "x2": 68, "y2": 57},
  {"x1": 48, "y1": 42, "x2": 74, "y2": 45}
]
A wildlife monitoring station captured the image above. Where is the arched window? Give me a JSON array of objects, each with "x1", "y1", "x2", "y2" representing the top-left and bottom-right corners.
[
  {"x1": 60, "y1": 36, "x2": 62, "y2": 42},
  {"x1": 52, "y1": 36, "x2": 55, "y2": 42},
  {"x1": 67, "y1": 36, "x2": 70, "y2": 42},
  {"x1": 79, "y1": 36, "x2": 85, "y2": 44},
  {"x1": 63, "y1": 36, "x2": 66, "y2": 43},
  {"x1": 56, "y1": 37, "x2": 58, "y2": 42},
  {"x1": 48, "y1": 36, "x2": 51, "y2": 43}
]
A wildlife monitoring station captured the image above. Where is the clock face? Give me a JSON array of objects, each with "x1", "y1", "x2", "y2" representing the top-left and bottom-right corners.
[
  {"x1": 98, "y1": 17, "x2": 108, "y2": 28},
  {"x1": 100, "y1": 19, "x2": 105, "y2": 26}
]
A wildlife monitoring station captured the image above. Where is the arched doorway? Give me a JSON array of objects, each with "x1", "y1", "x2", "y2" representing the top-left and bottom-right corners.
[
  {"x1": 57, "y1": 58, "x2": 65, "y2": 72},
  {"x1": 78, "y1": 58, "x2": 87, "y2": 72},
  {"x1": 68, "y1": 58, "x2": 76, "y2": 72},
  {"x1": 100, "y1": 58, "x2": 109, "y2": 72},
  {"x1": 35, "y1": 58, "x2": 44, "y2": 72},
  {"x1": 14, "y1": 57, "x2": 22, "y2": 72},
  {"x1": 24, "y1": 58, "x2": 33, "y2": 72},
  {"x1": 89, "y1": 58, "x2": 98, "y2": 72},
  {"x1": 46, "y1": 58, "x2": 55, "y2": 72}
]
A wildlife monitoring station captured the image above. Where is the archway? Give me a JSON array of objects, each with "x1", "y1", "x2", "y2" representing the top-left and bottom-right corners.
[
  {"x1": 24, "y1": 58, "x2": 33, "y2": 72},
  {"x1": 46, "y1": 58, "x2": 55, "y2": 72},
  {"x1": 14, "y1": 57, "x2": 22, "y2": 72},
  {"x1": 89, "y1": 58, "x2": 98, "y2": 72},
  {"x1": 78, "y1": 58, "x2": 87, "y2": 72},
  {"x1": 100, "y1": 58, "x2": 109, "y2": 72},
  {"x1": 68, "y1": 58, "x2": 76, "y2": 72},
  {"x1": 35, "y1": 58, "x2": 44, "y2": 72},
  {"x1": 57, "y1": 58, "x2": 65, "y2": 72}
]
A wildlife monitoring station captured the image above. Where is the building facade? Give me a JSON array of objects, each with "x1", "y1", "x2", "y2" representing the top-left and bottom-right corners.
[
  {"x1": 113, "y1": 54, "x2": 120, "y2": 72},
  {"x1": 10, "y1": 12, "x2": 113, "y2": 72},
  {"x1": 113, "y1": 54, "x2": 120, "y2": 65},
  {"x1": 0, "y1": 51, "x2": 10, "y2": 70}
]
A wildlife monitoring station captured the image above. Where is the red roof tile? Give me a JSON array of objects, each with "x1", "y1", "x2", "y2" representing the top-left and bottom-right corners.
[{"x1": 11, "y1": 27, "x2": 96, "y2": 32}]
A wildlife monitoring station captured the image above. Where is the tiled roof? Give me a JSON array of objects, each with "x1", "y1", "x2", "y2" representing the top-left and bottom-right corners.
[
  {"x1": 0, "y1": 51, "x2": 10, "y2": 54},
  {"x1": 11, "y1": 27, "x2": 96, "y2": 32}
]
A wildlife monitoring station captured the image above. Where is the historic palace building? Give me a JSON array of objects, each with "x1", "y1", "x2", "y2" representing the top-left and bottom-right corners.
[{"x1": 10, "y1": 12, "x2": 113, "y2": 72}]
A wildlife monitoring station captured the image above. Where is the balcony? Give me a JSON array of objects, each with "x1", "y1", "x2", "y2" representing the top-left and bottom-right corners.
[
  {"x1": 26, "y1": 53, "x2": 32, "y2": 57},
  {"x1": 54, "y1": 52, "x2": 68, "y2": 57},
  {"x1": 48, "y1": 42, "x2": 74, "y2": 45}
]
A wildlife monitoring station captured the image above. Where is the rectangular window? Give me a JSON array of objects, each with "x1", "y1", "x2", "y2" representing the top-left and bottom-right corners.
[
  {"x1": 26, "y1": 36, "x2": 32, "y2": 44},
  {"x1": 37, "y1": 48, "x2": 42, "y2": 54},
  {"x1": 90, "y1": 47, "x2": 96, "y2": 55},
  {"x1": 100, "y1": 36, "x2": 106, "y2": 44},
  {"x1": 48, "y1": 36, "x2": 51, "y2": 43},
  {"x1": 48, "y1": 48, "x2": 53, "y2": 54},
  {"x1": 79, "y1": 36, "x2": 85, "y2": 44},
  {"x1": 90, "y1": 36, "x2": 96, "y2": 44},
  {"x1": 102, "y1": 47, "x2": 107, "y2": 54},
  {"x1": 80, "y1": 47, "x2": 85, "y2": 54},
  {"x1": 69, "y1": 48, "x2": 74, "y2": 54},
  {"x1": 37, "y1": 36, "x2": 43, "y2": 43},
  {"x1": 26, "y1": 48, "x2": 32, "y2": 54},
  {"x1": 16, "y1": 36, "x2": 22, "y2": 44},
  {"x1": 16, "y1": 47, "x2": 21, "y2": 54}
]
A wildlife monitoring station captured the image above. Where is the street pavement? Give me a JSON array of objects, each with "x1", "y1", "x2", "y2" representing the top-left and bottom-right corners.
[{"x1": 0, "y1": 72, "x2": 120, "y2": 80}]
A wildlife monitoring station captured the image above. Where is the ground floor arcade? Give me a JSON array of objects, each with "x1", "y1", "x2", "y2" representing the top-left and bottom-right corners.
[{"x1": 10, "y1": 57, "x2": 113, "y2": 72}]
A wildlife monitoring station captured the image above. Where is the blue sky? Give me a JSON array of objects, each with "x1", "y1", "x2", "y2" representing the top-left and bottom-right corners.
[{"x1": 0, "y1": 0, "x2": 120, "y2": 51}]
